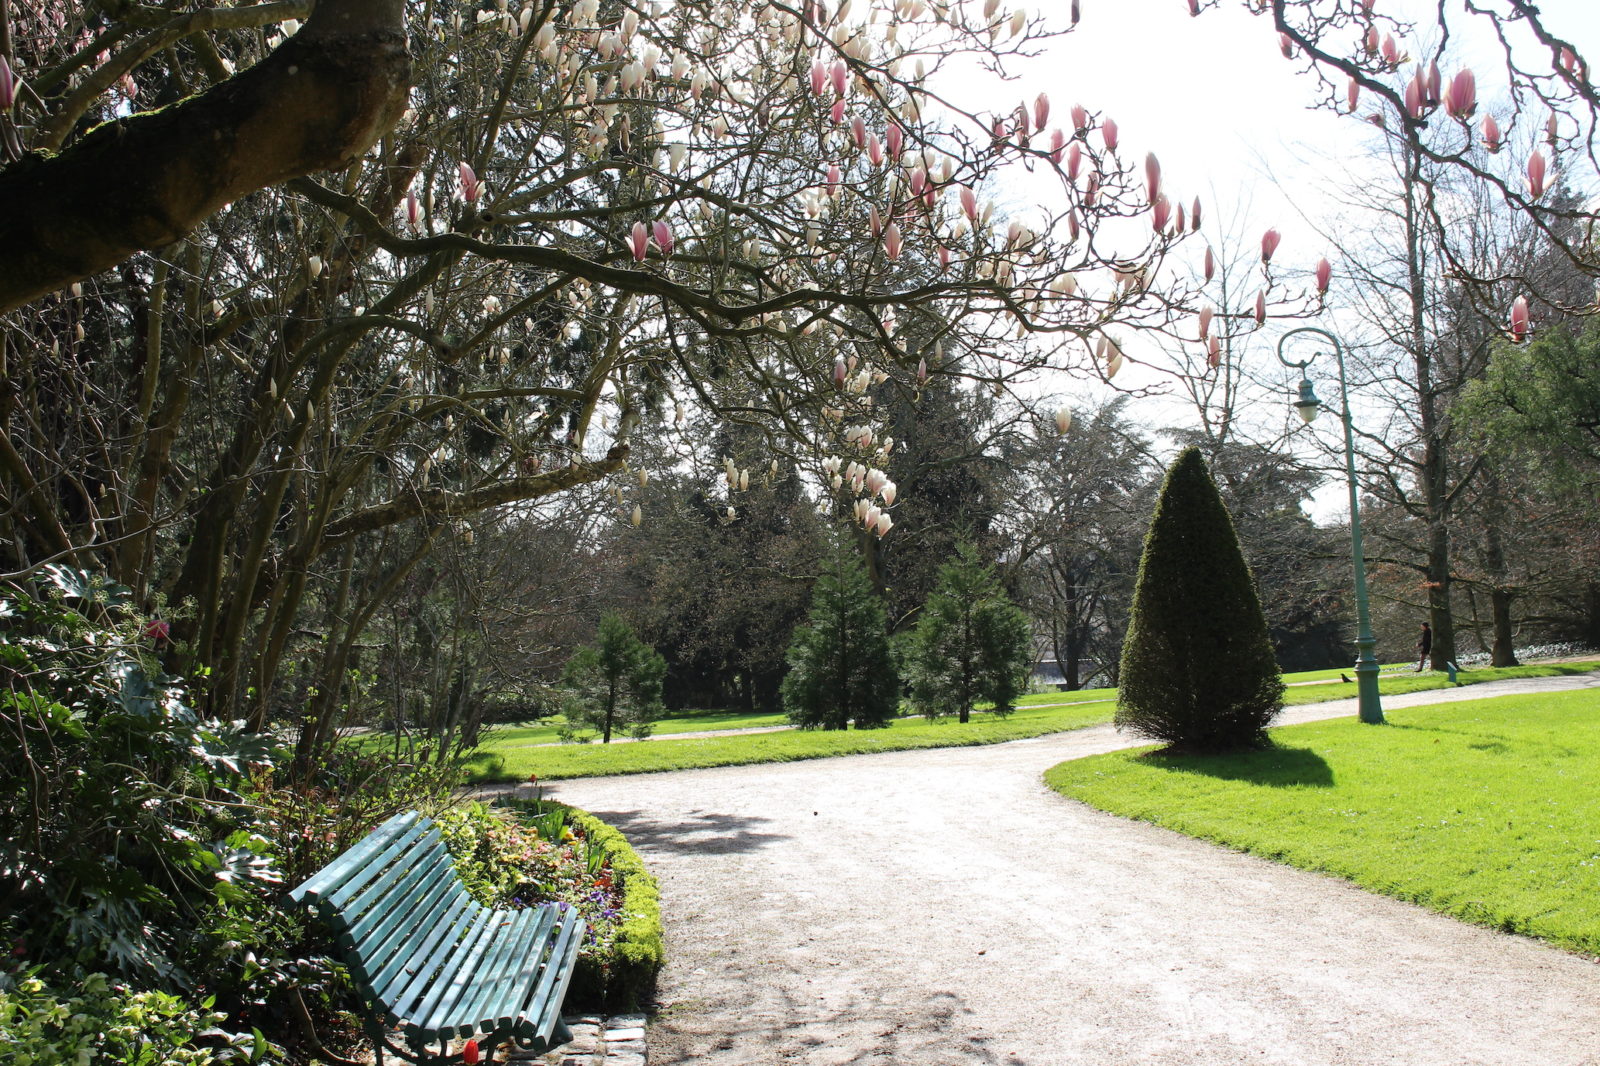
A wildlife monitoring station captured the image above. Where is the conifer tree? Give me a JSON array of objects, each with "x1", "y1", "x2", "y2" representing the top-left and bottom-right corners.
[
  {"x1": 1117, "y1": 448, "x2": 1284, "y2": 751},
  {"x1": 906, "y1": 542, "x2": 1034, "y2": 723},
  {"x1": 782, "y1": 541, "x2": 899, "y2": 730},
  {"x1": 562, "y1": 614, "x2": 667, "y2": 743}
]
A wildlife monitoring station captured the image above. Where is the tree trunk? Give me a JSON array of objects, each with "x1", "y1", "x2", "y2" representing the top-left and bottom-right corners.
[{"x1": 1490, "y1": 587, "x2": 1519, "y2": 667}]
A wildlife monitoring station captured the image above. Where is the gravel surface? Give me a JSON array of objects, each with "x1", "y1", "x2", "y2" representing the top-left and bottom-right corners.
[{"x1": 544, "y1": 674, "x2": 1600, "y2": 1066}]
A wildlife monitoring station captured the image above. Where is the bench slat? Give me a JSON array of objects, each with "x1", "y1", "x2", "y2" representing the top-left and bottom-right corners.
[
  {"x1": 382, "y1": 897, "x2": 485, "y2": 1026},
  {"x1": 340, "y1": 827, "x2": 459, "y2": 948},
  {"x1": 286, "y1": 811, "x2": 420, "y2": 909},
  {"x1": 347, "y1": 863, "x2": 466, "y2": 987},
  {"x1": 447, "y1": 906, "x2": 542, "y2": 1039},
  {"x1": 516, "y1": 904, "x2": 584, "y2": 1044},
  {"x1": 321, "y1": 820, "x2": 436, "y2": 923},
  {"x1": 417, "y1": 906, "x2": 512, "y2": 1036},
  {"x1": 483, "y1": 904, "x2": 561, "y2": 1031}
]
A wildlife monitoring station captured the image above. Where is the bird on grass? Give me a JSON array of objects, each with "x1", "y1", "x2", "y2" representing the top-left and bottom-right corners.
[{"x1": 1340, "y1": 673, "x2": 1353, "y2": 683}]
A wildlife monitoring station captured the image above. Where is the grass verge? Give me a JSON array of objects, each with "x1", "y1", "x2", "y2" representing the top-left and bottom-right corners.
[
  {"x1": 1043, "y1": 688, "x2": 1600, "y2": 956},
  {"x1": 461, "y1": 660, "x2": 1600, "y2": 783}
]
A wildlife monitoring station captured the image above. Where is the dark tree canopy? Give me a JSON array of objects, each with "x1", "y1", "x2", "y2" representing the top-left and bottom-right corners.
[{"x1": 1116, "y1": 447, "x2": 1284, "y2": 752}]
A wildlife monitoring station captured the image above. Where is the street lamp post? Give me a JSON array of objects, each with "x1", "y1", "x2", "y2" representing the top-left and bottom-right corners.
[{"x1": 1277, "y1": 326, "x2": 1385, "y2": 725}]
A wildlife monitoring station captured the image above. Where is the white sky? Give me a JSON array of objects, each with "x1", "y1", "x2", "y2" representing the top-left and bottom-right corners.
[{"x1": 971, "y1": 0, "x2": 1600, "y2": 517}]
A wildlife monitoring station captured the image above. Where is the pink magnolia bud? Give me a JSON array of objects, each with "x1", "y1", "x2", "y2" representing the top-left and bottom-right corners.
[
  {"x1": 1425, "y1": 60, "x2": 1442, "y2": 107},
  {"x1": 1175, "y1": 201, "x2": 1186, "y2": 232},
  {"x1": 629, "y1": 221, "x2": 649, "y2": 261},
  {"x1": 1509, "y1": 295, "x2": 1530, "y2": 341},
  {"x1": 852, "y1": 115, "x2": 867, "y2": 148},
  {"x1": 1381, "y1": 34, "x2": 1399, "y2": 66},
  {"x1": 1207, "y1": 334, "x2": 1222, "y2": 368},
  {"x1": 1067, "y1": 210, "x2": 1081, "y2": 242},
  {"x1": 1404, "y1": 74, "x2": 1424, "y2": 119},
  {"x1": 834, "y1": 358, "x2": 847, "y2": 388},
  {"x1": 917, "y1": 356, "x2": 929, "y2": 385},
  {"x1": 406, "y1": 189, "x2": 420, "y2": 226},
  {"x1": 1033, "y1": 92, "x2": 1050, "y2": 131},
  {"x1": 1203, "y1": 245, "x2": 1215, "y2": 282},
  {"x1": 831, "y1": 59, "x2": 848, "y2": 97},
  {"x1": 1445, "y1": 68, "x2": 1475, "y2": 119},
  {"x1": 884, "y1": 222, "x2": 903, "y2": 260},
  {"x1": 1151, "y1": 195, "x2": 1171, "y2": 233},
  {"x1": 1365, "y1": 27, "x2": 1380, "y2": 55},
  {"x1": 1481, "y1": 113, "x2": 1502, "y2": 152},
  {"x1": 909, "y1": 167, "x2": 926, "y2": 197},
  {"x1": 652, "y1": 219, "x2": 674, "y2": 256},
  {"x1": 810, "y1": 59, "x2": 826, "y2": 96},
  {"x1": 1315, "y1": 257, "x2": 1332, "y2": 294},
  {"x1": 1049, "y1": 128, "x2": 1066, "y2": 163},
  {"x1": 1561, "y1": 47, "x2": 1581, "y2": 77},
  {"x1": 1187, "y1": 0, "x2": 1200, "y2": 14},
  {"x1": 1254, "y1": 290, "x2": 1267, "y2": 325},
  {"x1": 1198, "y1": 305, "x2": 1213, "y2": 338},
  {"x1": 938, "y1": 246, "x2": 951, "y2": 268},
  {"x1": 1527, "y1": 149, "x2": 1547, "y2": 198},
  {"x1": 868, "y1": 134, "x2": 884, "y2": 166},
  {"x1": 1083, "y1": 173, "x2": 1099, "y2": 208},
  {"x1": 869, "y1": 204, "x2": 883, "y2": 237},
  {"x1": 1191, "y1": 196, "x2": 1202, "y2": 232},
  {"x1": 960, "y1": 185, "x2": 978, "y2": 221},
  {"x1": 1071, "y1": 104, "x2": 1088, "y2": 133},
  {"x1": 1347, "y1": 76, "x2": 1360, "y2": 113},
  {"x1": 886, "y1": 122, "x2": 903, "y2": 158},
  {"x1": 1066, "y1": 143, "x2": 1083, "y2": 181},
  {"x1": 830, "y1": 98, "x2": 846, "y2": 123},
  {"x1": 1101, "y1": 117, "x2": 1119, "y2": 151},
  {"x1": 1279, "y1": 32, "x2": 1294, "y2": 59},
  {"x1": 1261, "y1": 227, "x2": 1282, "y2": 263},
  {"x1": 1144, "y1": 152, "x2": 1161, "y2": 204},
  {"x1": 827, "y1": 162, "x2": 842, "y2": 195},
  {"x1": 459, "y1": 162, "x2": 480, "y2": 203}
]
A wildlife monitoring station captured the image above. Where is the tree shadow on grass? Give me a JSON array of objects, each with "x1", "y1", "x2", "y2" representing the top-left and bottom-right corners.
[{"x1": 1138, "y1": 742, "x2": 1335, "y2": 788}]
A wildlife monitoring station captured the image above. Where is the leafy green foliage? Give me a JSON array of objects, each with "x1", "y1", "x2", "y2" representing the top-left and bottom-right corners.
[
  {"x1": 562, "y1": 614, "x2": 667, "y2": 743},
  {"x1": 0, "y1": 972, "x2": 267, "y2": 1066},
  {"x1": 781, "y1": 541, "x2": 900, "y2": 730},
  {"x1": 1047, "y1": 689, "x2": 1600, "y2": 955},
  {"x1": 0, "y1": 573, "x2": 281, "y2": 985},
  {"x1": 1116, "y1": 449, "x2": 1285, "y2": 752},
  {"x1": 906, "y1": 543, "x2": 1033, "y2": 723}
]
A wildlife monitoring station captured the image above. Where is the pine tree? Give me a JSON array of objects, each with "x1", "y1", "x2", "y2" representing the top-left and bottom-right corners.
[
  {"x1": 781, "y1": 541, "x2": 900, "y2": 730},
  {"x1": 562, "y1": 614, "x2": 667, "y2": 743},
  {"x1": 1117, "y1": 448, "x2": 1285, "y2": 751},
  {"x1": 906, "y1": 542, "x2": 1034, "y2": 723}
]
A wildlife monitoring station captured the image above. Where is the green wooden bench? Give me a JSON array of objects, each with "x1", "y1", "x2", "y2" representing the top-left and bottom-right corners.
[{"x1": 286, "y1": 810, "x2": 585, "y2": 1065}]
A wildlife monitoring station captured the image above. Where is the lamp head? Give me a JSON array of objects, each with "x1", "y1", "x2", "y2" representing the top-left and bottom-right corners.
[{"x1": 1294, "y1": 377, "x2": 1322, "y2": 424}]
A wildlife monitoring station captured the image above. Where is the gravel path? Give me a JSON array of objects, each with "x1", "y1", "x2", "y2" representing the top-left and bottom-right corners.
[{"x1": 544, "y1": 674, "x2": 1600, "y2": 1066}]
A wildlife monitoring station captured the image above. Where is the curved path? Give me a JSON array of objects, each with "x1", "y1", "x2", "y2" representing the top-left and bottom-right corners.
[{"x1": 545, "y1": 675, "x2": 1600, "y2": 1065}]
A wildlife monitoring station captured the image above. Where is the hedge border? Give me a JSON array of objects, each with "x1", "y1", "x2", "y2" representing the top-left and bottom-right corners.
[{"x1": 496, "y1": 797, "x2": 663, "y2": 1011}]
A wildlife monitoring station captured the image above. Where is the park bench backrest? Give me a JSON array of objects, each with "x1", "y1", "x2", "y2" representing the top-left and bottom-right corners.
[{"x1": 286, "y1": 810, "x2": 581, "y2": 1046}]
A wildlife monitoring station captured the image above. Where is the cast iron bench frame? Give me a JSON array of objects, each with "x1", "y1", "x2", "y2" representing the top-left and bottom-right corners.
[{"x1": 286, "y1": 810, "x2": 584, "y2": 1065}]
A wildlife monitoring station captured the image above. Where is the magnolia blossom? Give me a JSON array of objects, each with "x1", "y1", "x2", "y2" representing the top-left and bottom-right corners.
[
  {"x1": 1054, "y1": 406, "x2": 1072, "y2": 434},
  {"x1": 1204, "y1": 246, "x2": 1215, "y2": 282},
  {"x1": 1191, "y1": 196, "x2": 1202, "y2": 232},
  {"x1": 1197, "y1": 305, "x2": 1213, "y2": 339},
  {"x1": 1347, "y1": 76, "x2": 1360, "y2": 113},
  {"x1": 810, "y1": 59, "x2": 826, "y2": 96},
  {"x1": 1254, "y1": 290, "x2": 1267, "y2": 325},
  {"x1": 629, "y1": 221, "x2": 649, "y2": 261},
  {"x1": 1144, "y1": 152, "x2": 1161, "y2": 204},
  {"x1": 1151, "y1": 195, "x2": 1171, "y2": 233},
  {"x1": 1260, "y1": 227, "x2": 1281, "y2": 263},
  {"x1": 1481, "y1": 114, "x2": 1502, "y2": 153},
  {"x1": 1101, "y1": 117, "x2": 1119, "y2": 151},
  {"x1": 1509, "y1": 295, "x2": 1530, "y2": 341},
  {"x1": 1071, "y1": 103, "x2": 1088, "y2": 132},
  {"x1": 1033, "y1": 92, "x2": 1050, "y2": 130},
  {"x1": 1315, "y1": 257, "x2": 1333, "y2": 294},
  {"x1": 1049, "y1": 128, "x2": 1066, "y2": 163},
  {"x1": 1527, "y1": 150, "x2": 1547, "y2": 198},
  {"x1": 458, "y1": 161, "x2": 480, "y2": 203},
  {"x1": 1207, "y1": 334, "x2": 1222, "y2": 368},
  {"x1": 631, "y1": 504, "x2": 642, "y2": 527},
  {"x1": 884, "y1": 222, "x2": 903, "y2": 260},
  {"x1": 831, "y1": 59, "x2": 848, "y2": 97},
  {"x1": 652, "y1": 219, "x2": 674, "y2": 256},
  {"x1": 886, "y1": 122, "x2": 903, "y2": 157},
  {"x1": 1444, "y1": 68, "x2": 1476, "y2": 119}
]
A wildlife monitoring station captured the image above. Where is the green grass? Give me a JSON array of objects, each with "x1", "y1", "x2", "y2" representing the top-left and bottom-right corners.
[
  {"x1": 1044, "y1": 689, "x2": 1600, "y2": 956},
  {"x1": 457, "y1": 659, "x2": 1599, "y2": 783}
]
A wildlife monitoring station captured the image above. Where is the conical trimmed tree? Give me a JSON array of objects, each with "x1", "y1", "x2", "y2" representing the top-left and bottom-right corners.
[
  {"x1": 781, "y1": 540, "x2": 900, "y2": 730},
  {"x1": 1117, "y1": 447, "x2": 1285, "y2": 751}
]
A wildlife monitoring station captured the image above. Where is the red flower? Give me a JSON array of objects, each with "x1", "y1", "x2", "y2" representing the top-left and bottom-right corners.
[
  {"x1": 463, "y1": 1038, "x2": 480, "y2": 1064},
  {"x1": 143, "y1": 619, "x2": 171, "y2": 642}
]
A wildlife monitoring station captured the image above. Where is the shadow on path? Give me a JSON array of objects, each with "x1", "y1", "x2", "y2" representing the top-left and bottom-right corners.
[{"x1": 573, "y1": 806, "x2": 791, "y2": 856}]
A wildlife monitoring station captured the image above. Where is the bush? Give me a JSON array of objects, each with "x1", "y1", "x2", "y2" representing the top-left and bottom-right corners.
[
  {"x1": 905, "y1": 543, "x2": 1033, "y2": 723},
  {"x1": 781, "y1": 540, "x2": 899, "y2": 730},
  {"x1": 0, "y1": 971, "x2": 265, "y2": 1065},
  {"x1": 1116, "y1": 448, "x2": 1285, "y2": 751}
]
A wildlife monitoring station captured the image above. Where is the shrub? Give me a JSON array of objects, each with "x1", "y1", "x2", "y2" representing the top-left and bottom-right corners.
[
  {"x1": 562, "y1": 614, "x2": 666, "y2": 744},
  {"x1": 781, "y1": 541, "x2": 899, "y2": 730},
  {"x1": 905, "y1": 543, "x2": 1033, "y2": 723},
  {"x1": 1116, "y1": 448, "x2": 1285, "y2": 751}
]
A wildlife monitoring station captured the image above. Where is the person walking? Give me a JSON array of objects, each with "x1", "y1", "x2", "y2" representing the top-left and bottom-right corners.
[{"x1": 1415, "y1": 621, "x2": 1432, "y2": 672}]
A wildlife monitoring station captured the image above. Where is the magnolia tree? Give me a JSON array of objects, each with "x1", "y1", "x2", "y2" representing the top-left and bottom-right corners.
[{"x1": 0, "y1": 0, "x2": 1592, "y2": 726}]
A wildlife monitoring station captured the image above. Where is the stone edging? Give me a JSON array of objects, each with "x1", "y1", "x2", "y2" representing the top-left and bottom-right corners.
[{"x1": 514, "y1": 1014, "x2": 647, "y2": 1066}]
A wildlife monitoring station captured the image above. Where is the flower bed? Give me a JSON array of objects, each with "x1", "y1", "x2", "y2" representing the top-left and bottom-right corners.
[{"x1": 435, "y1": 797, "x2": 663, "y2": 1010}]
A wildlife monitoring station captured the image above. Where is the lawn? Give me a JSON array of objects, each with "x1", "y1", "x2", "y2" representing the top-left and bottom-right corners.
[
  {"x1": 462, "y1": 660, "x2": 1600, "y2": 783},
  {"x1": 1044, "y1": 688, "x2": 1600, "y2": 956}
]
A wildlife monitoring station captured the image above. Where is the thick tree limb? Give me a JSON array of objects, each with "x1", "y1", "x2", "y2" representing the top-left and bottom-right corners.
[{"x1": 0, "y1": 0, "x2": 410, "y2": 314}]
